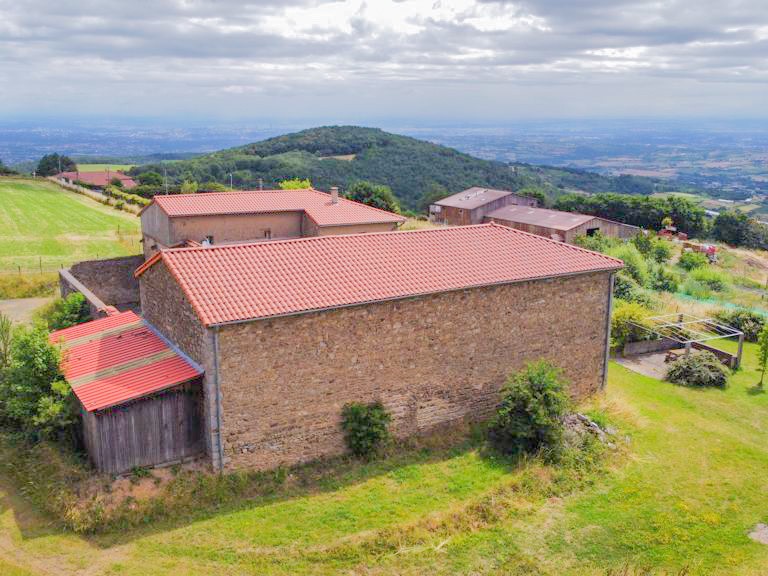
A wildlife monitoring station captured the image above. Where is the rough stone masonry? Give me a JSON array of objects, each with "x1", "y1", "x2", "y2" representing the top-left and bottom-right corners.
[{"x1": 141, "y1": 261, "x2": 613, "y2": 472}]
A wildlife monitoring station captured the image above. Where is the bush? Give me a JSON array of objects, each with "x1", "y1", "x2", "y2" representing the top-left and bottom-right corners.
[
  {"x1": 0, "y1": 326, "x2": 78, "y2": 437},
  {"x1": 713, "y1": 308, "x2": 765, "y2": 342},
  {"x1": 43, "y1": 292, "x2": 90, "y2": 331},
  {"x1": 341, "y1": 401, "x2": 391, "y2": 458},
  {"x1": 613, "y1": 272, "x2": 656, "y2": 308},
  {"x1": 688, "y1": 267, "x2": 731, "y2": 293},
  {"x1": 488, "y1": 361, "x2": 570, "y2": 458},
  {"x1": 678, "y1": 251, "x2": 708, "y2": 271},
  {"x1": 606, "y1": 244, "x2": 649, "y2": 286},
  {"x1": 651, "y1": 239, "x2": 673, "y2": 264},
  {"x1": 650, "y1": 264, "x2": 680, "y2": 293},
  {"x1": 665, "y1": 351, "x2": 728, "y2": 388},
  {"x1": 611, "y1": 299, "x2": 655, "y2": 349},
  {"x1": 573, "y1": 231, "x2": 617, "y2": 253}
]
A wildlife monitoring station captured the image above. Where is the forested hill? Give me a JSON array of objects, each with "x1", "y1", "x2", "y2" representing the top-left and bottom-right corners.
[{"x1": 132, "y1": 126, "x2": 666, "y2": 210}]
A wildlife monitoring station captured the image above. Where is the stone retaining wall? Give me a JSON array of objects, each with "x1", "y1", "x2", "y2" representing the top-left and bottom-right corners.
[{"x1": 59, "y1": 255, "x2": 144, "y2": 314}]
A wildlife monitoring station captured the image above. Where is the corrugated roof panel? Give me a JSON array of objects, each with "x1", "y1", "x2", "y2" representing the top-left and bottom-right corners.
[
  {"x1": 50, "y1": 311, "x2": 203, "y2": 412},
  {"x1": 147, "y1": 223, "x2": 622, "y2": 327},
  {"x1": 485, "y1": 205, "x2": 597, "y2": 231}
]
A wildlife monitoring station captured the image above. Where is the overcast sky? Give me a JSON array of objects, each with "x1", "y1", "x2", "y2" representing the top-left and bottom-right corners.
[{"x1": 0, "y1": 0, "x2": 766, "y2": 121}]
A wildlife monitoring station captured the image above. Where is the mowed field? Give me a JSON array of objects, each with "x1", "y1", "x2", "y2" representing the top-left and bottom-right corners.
[
  {"x1": 3, "y1": 345, "x2": 768, "y2": 575},
  {"x1": 0, "y1": 178, "x2": 140, "y2": 272}
]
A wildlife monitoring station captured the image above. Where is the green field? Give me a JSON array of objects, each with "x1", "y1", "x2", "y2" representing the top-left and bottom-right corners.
[
  {"x1": 0, "y1": 178, "x2": 140, "y2": 273},
  {"x1": 2, "y1": 344, "x2": 768, "y2": 574},
  {"x1": 75, "y1": 164, "x2": 135, "y2": 172}
]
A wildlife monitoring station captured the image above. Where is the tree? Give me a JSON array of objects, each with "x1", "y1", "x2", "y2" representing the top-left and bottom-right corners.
[
  {"x1": 180, "y1": 180, "x2": 199, "y2": 194},
  {"x1": 36, "y1": 154, "x2": 76, "y2": 177},
  {"x1": 279, "y1": 178, "x2": 311, "y2": 190},
  {"x1": 516, "y1": 186, "x2": 547, "y2": 206},
  {"x1": 759, "y1": 324, "x2": 768, "y2": 387},
  {"x1": 345, "y1": 181, "x2": 400, "y2": 214},
  {"x1": 137, "y1": 171, "x2": 163, "y2": 187},
  {"x1": 0, "y1": 158, "x2": 16, "y2": 176},
  {"x1": 110, "y1": 177, "x2": 124, "y2": 188},
  {"x1": 418, "y1": 182, "x2": 448, "y2": 213}
]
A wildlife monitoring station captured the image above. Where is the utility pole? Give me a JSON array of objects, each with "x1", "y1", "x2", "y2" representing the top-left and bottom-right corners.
[
  {"x1": 163, "y1": 164, "x2": 169, "y2": 195},
  {"x1": 258, "y1": 177, "x2": 263, "y2": 191},
  {"x1": 229, "y1": 172, "x2": 233, "y2": 189}
]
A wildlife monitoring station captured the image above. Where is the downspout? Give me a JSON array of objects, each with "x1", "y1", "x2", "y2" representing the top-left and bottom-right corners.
[
  {"x1": 212, "y1": 327, "x2": 225, "y2": 472},
  {"x1": 601, "y1": 272, "x2": 616, "y2": 390}
]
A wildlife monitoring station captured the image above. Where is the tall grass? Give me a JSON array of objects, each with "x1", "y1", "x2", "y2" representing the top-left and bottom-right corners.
[{"x1": 0, "y1": 273, "x2": 58, "y2": 299}]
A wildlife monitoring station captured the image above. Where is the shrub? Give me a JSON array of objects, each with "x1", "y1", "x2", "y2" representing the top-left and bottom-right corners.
[
  {"x1": 488, "y1": 361, "x2": 570, "y2": 458},
  {"x1": 665, "y1": 351, "x2": 728, "y2": 388},
  {"x1": 678, "y1": 251, "x2": 708, "y2": 271},
  {"x1": 712, "y1": 308, "x2": 765, "y2": 342},
  {"x1": 611, "y1": 299, "x2": 654, "y2": 349},
  {"x1": 613, "y1": 272, "x2": 656, "y2": 308},
  {"x1": 681, "y1": 278, "x2": 713, "y2": 300},
  {"x1": 606, "y1": 244, "x2": 649, "y2": 286},
  {"x1": 650, "y1": 264, "x2": 680, "y2": 293},
  {"x1": 42, "y1": 292, "x2": 90, "y2": 331},
  {"x1": 0, "y1": 326, "x2": 78, "y2": 437},
  {"x1": 573, "y1": 231, "x2": 617, "y2": 253},
  {"x1": 341, "y1": 401, "x2": 391, "y2": 458},
  {"x1": 651, "y1": 239, "x2": 673, "y2": 263},
  {"x1": 688, "y1": 267, "x2": 731, "y2": 293}
]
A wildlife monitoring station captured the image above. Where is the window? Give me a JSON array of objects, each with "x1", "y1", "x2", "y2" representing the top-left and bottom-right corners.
[
  {"x1": 264, "y1": 229, "x2": 272, "y2": 239},
  {"x1": 586, "y1": 227, "x2": 600, "y2": 237}
]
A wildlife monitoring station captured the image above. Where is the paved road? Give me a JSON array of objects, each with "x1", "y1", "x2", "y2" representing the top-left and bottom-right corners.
[{"x1": 0, "y1": 297, "x2": 54, "y2": 324}]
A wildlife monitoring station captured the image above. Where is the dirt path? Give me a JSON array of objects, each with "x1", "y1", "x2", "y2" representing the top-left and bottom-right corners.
[{"x1": 0, "y1": 297, "x2": 53, "y2": 324}]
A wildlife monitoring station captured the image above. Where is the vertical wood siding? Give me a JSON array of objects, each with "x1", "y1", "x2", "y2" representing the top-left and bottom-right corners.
[{"x1": 82, "y1": 381, "x2": 205, "y2": 475}]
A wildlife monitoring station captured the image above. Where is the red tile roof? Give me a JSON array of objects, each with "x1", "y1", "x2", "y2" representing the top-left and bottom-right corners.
[
  {"x1": 49, "y1": 311, "x2": 203, "y2": 412},
  {"x1": 58, "y1": 171, "x2": 137, "y2": 189},
  {"x1": 137, "y1": 223, "x2": 622, "y2": 327},
  {"x1": 146, "y1": 189, "x2": 406, "y2": 227}
]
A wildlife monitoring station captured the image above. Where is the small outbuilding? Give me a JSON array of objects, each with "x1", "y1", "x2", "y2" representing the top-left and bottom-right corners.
[
  {"x1": 50, "y1": 311, "x2": 204, "y2": 475},
  {"x1": 484, "y1": 205, "x2": 639, "y2": 243}
]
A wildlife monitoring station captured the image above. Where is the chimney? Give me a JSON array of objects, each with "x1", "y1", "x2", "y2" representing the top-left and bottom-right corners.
[{"x1": 330, "y1": 186, "x2": 339, "y2": 204}]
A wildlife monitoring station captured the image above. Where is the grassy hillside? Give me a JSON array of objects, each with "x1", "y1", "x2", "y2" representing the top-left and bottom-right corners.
[
  {"x1": 132, "y1": 126, "x2": 666, "y2": 210},
  {"x1": 0, "y1": 178, "x2": 140, "y2": 272},
  {"x1": 3, "y1": 350, "x2": 768, "y2": 574}
]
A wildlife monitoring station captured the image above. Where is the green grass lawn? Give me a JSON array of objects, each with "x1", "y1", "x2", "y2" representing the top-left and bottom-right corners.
[
  {"x1": 3, "y1": 347, "x2": 768, "y2": 574},
  {"x1": 0, "y1": 178, "x2": 140, "y2": 273},
  {"x1": 75, "y1": 164, "x2": 135, "y2": 172}
]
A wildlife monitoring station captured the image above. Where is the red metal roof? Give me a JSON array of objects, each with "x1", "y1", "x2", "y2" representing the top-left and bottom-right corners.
[
  {"x1": 138, "y1": 223, "x2": 622, "y2": 327},
  {"x1": 58, "y1": 171, "x2": 137, "y2": 189},
  {"x1": 49, "y1": 311, "x2": 202, "y2": 412},
  {"x1": 147, "y1": 189, "x2": 406, "y2": 227}
]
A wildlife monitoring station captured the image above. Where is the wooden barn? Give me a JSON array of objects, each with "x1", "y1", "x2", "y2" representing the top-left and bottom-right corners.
[
  {"x1": 50, "y1": 311, "x2": 204, "y2": 475},
  {"x1": 429, "y1": 187, "x2": 537, "y2": 226},
  {"x1": 484, "y1": 205, "x2": 639, "y2": 243}
]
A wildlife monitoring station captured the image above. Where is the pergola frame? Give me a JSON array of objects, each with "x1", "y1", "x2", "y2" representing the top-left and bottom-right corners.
[{"x1": 629, "y1": 312, "x2": 745, "y2": 368}]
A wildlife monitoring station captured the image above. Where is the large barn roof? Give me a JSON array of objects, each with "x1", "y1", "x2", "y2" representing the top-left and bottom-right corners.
[
  {"x1": 136, "y1": 223, "x2": 622, "y2": 327},
  {"x1": 146, "y1": 189, "x2": 406, "y2": 227},
  {"x1": 49, "y1": 311, "x2": 203, "y2": 412},
  {"x1": 434, "y1": 187, "x2": 516, "y2": 209},
  {"x1": 486, "y1": 205, "x2": 598, "y2": 231}
]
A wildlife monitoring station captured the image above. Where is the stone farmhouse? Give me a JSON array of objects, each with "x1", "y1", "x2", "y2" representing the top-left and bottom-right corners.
[
  {"x1": 429, "y1": 186, "x2": 538, "y2": 226},
  {"x1": 55, "y1": 219, "x2": 622, "y2": 474},
  {"x1": 430, "y1": 186, "x2": 638, "y2": 243},
  {"x1": 139, "y1": 187, "x2": 407, "y2": 257}
]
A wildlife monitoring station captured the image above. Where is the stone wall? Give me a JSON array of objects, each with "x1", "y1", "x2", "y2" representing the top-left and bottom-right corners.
[
  {"x1": 60, "y1": 255, "x2": 144, "y2": 312},
  {"x1": 216, "y1": 271, "x2": 613, "y2": 471},
  {"x1": 139, "y1": 262, "x2": 219, "y2": 468}
]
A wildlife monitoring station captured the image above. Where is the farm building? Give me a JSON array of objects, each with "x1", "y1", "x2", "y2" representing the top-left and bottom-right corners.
[
  {"x1": 139, "y1": 188, "x2": 406, "y2": 257},
  {"x1": 56, "y1": 170, "x2": 137, "y2": 190},
  {"x1": 50, "y1": 311, "x2": 204, "y2": 474},
  {"x1": 131, "y1": 223, "x2": 622, "y2": 472},
  {"x1": 484, "y1": 205, "x2": 639, "y2": 243},
  {"x1": 429, "y1": 187, "x2": 538, "y2": 226}
]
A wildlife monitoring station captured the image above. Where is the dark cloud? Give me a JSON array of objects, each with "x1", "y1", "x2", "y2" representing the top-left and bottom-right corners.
[{"x1": 0, "y1": 0, "x2": 765, "y2": 119}]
